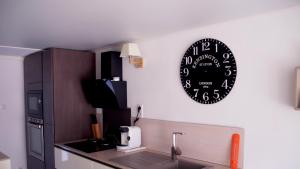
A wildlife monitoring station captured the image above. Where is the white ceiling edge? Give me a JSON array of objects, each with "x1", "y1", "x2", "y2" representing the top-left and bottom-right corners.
[
  {"x1": 94, "y1": 5, "x2": 300, "y2": 52},
  {"x1": 2, "y1": 0, "x2": 299, "y2": 50},
  {"x1": 0, "y1": 46, "x2": 40, "y2": 57}
]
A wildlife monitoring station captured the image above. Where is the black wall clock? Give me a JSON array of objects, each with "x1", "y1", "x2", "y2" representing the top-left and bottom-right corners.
[{"x1": 180, "y1": 38, "x2": 237, "y2": 104}]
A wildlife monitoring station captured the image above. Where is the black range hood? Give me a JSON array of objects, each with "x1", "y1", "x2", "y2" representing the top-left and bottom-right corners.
[
  {"x1": 90, "y1": 79, "x2": 127, "y2": 109},
  {"x1": 87, "y1": 51, "x2": 127, "y2": 109}
]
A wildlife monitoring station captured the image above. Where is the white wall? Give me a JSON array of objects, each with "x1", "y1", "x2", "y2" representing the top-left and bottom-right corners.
[
  {"x1": 123, "y1": 6, "x2": 300, "y2": 169},
  {"x1": 0, "y1": 56, "x2": 26, "y2": 169}
]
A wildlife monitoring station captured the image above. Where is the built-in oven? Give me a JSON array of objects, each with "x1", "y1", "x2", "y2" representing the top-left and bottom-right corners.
[
  {"x1": 27, "y1": 117, "x2": 44, "y2": 161},
  {"x1": 26, "y1": 90, "x2": 43, "y2": 119}
]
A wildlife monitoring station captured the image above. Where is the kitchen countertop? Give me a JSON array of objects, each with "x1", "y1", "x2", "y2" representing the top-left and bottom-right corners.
[{"x1": 55, "y1": 143, "x2": 232, "y2": 169}]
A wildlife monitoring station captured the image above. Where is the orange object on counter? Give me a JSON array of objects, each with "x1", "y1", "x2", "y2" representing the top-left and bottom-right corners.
[
  {"x1": 230, "y1": 133, "x2": 240, "y2": 169},
  {"x1": 92, "y1": 123, "x2": 102, "y2": 140}
]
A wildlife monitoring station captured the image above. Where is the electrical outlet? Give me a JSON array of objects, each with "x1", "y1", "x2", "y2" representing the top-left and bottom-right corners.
[{"x1": 137, "y1": 104, "x2": 144, "y2": 118}]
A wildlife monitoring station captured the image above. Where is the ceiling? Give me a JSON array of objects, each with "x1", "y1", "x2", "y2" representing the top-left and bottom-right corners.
[{"x1": 0, "y1": 0, "x2": 299, "y2": 51}]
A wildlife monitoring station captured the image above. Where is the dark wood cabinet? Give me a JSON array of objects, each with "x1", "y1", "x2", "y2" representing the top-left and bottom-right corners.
[
  {"x1": 24, "y1": 48, "x2": 96, "y2": 169},
  {"x1": 51, "y1": 48, "x2": 96, "y2": 143},
  {"x1": 24, "y1": 51, "x2": 43, "y2": 84}
]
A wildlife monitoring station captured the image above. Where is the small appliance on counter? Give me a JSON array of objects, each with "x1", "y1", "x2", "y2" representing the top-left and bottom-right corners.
[{"x1": 116, "y1": 126, "x2": 142, "y2": 151}]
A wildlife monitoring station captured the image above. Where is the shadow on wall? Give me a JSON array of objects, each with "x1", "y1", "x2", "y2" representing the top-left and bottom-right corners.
[{"x1": 288, "y1": 42, "x2": 300, "y2": 108}]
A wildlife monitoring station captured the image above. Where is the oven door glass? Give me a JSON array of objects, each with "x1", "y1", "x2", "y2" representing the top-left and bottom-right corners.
[
  {"x1": 27, "y1": 91, "x2": 43, "y2": 118},
  {"x1": 27, "y1": 122, "x2": 44, "y2": 161}
]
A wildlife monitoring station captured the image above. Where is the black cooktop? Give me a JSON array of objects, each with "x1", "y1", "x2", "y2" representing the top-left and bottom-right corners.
[{"x1": 65, "y1": 139, "x2": 116, "y2": 153}]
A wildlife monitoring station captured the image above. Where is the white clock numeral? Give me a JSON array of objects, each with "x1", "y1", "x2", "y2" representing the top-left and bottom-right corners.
[
  {"x1": 203, "y1": 92, "x2": 209, "y2": 101},
  {"x1": 183, "y1": 68, "x2": 189, "y2": 77},
  {"x1": 185, "y1": 56, "x2": 193, "y2": 65},
  {"x1": 215, "y1": 44, "x2": 218, "y2": 53},
  {"x1": 225, "y1": 66, "x2": 231, "y2": 76},
  {"x1": 213, "y1": 90, "x2": 220, "y2": 99},
  {"x1": 193, "y1": 47, "x2": 198, "y2": 55},
  {"x1": 185, "y1": 80, "x2": 191, "y2": 88},
  {"x1": 193, "y1": 89, "x2": 199, "y2": 97},
  {"x1": 223, "y1": 53, "x2": 230, "y2": 63},
  {"x1": 202, "y1": 42, "x2": 210, "y2": 51},
  {"x1": 222, "y1": 79, "x2": 228, "y2": 89}
]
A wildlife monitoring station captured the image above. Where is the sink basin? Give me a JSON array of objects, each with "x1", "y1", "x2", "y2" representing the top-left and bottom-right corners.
[
  {"x1": 110, "y1": 151, "x2": 211, "y2": 169},
  {"x1": 163, "y1": 160, "x2": 209, "y2": 169}
]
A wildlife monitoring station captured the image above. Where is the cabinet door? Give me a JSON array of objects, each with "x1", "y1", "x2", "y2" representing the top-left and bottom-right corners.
[
  {"x1": 55, "y1": 148, "x2": 93, "y2": 169},
  {"x1": 91, "y1": 161, "x2": 114, "y2": 169},
  {"x1": 53, "y1": 48, "x2": 95, "y2": 143},
  {"x1": 24, "y1": 51, "x2": 43, "y2": 84}
]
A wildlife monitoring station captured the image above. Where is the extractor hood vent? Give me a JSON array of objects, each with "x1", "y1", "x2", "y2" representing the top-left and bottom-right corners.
[
  {"x1": 88, "y1": 79, "x2": 127, "y2": 109},
  {"x1": 85, "y1": 51, "x2": 127, "y2": 109}
]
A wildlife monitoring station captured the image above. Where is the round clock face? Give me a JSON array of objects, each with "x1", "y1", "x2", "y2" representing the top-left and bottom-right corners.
[{"x1": 180, "y1": 38, "x2": 237, "y2": 104}]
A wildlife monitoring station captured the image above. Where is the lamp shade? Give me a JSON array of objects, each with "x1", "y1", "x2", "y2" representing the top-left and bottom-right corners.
[{"x1": 120, "y1": 43, "x2": 141, "y2": 58}]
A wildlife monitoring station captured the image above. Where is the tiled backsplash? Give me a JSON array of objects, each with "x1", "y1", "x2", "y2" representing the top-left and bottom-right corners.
[{"x1": 136, "y1": 118, "x2": 244, "y2": 168}]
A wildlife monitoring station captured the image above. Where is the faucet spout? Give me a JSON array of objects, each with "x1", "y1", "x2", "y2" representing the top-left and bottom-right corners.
[{"x1": 171, "y1": 132, "x2": 184, "y2": 161}]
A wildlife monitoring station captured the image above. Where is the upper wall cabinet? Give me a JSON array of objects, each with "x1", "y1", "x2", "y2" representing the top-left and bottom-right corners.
[
  {"x1": 24, "y1": 51, "x2": 43, "y2": 85},
  {"x1": 50, "y1": 48, "x2": 96, "y2": 142}
]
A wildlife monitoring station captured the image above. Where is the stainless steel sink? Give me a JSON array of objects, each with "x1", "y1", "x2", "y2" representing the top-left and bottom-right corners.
[
  {"x1": 110, "y1": 151, "x2": 211, "y2": 169},
  {"x1": 163, "y1": 160, "x2": 210, "y2": 169}
]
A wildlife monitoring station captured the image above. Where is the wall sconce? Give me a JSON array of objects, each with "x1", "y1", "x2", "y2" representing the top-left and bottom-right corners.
[{"x1": 120, "y1": 43, "x2": 144, "y2": 68}]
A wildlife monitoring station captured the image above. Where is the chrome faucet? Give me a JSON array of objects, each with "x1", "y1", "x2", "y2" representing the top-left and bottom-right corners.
[{"x1": 171, "y1": 132, "x2": 184, "y2": 160}]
